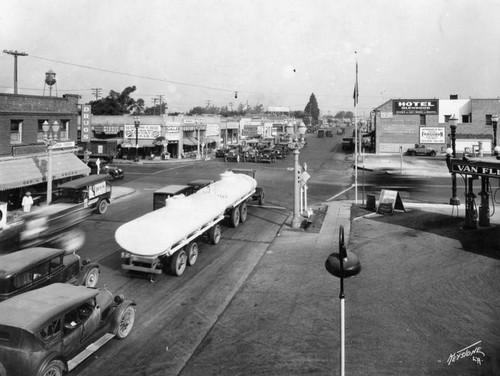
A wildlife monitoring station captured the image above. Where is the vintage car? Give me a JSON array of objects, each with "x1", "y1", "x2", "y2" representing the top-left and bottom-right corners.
[
  {"x1": 272, "y1": 146, "x2": 286, "y2": 159},
  {"x1": 215, "y1": 146, "x2": 230, "y2": 158},
  {"x1": 405, "y1": 144, "x2": 437, "y2": 157},
  {"x1": 0, "y1": 283, "x2": 135, "y2": 376},
  {"x1": 257, "y1": 148, "x2": 277, "y2": 163},
  {"x1": 0, "y1": 247, "x2": 99, "y2": 301},
  {"x1": 53, "y1": 174, "x2": 112, "y2": 215},
  {"x1": 87, "y1": 160, "x2": 124, "y2": 180}
]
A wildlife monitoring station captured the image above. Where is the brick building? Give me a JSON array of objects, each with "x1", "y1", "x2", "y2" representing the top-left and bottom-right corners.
[
  {"x1": 0, "y1": 93, "x2": 89, "y2": 214},
  {"x1": 373, "y1": 97, "x2": 500, "y2": 154}
]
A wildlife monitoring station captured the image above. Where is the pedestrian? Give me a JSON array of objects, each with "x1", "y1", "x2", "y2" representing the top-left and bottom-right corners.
[{"x1": 22, "y1": 191, "x2": 33, "y2": 213}]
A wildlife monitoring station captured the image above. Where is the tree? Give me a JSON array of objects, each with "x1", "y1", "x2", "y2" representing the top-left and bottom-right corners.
[
  {"x1": 304, "y1": 93, "x2": 320, "y2": 125},
  {"x1": 89, "y1": 86, "x2": 144, "y2": 115}
]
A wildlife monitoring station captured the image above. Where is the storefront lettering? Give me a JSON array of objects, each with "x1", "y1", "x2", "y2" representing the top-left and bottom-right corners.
[{"x1": 452, "y1": 163, "x2": 500, "y2": 177}]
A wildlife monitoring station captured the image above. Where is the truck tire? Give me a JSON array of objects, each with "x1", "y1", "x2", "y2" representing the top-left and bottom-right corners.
[
  {"x1": 257, "y1": 188, "x2": 265, "y2": 206},
  {"x1": 230, "y1": 206, "x2": 240, "y2": 228},
  {"x1": 168, "y1": 249, "x2": 187, "y2": 276},
  {"x1": 185, "y1": 242, "x2": 199, "y2": 266},
  {"x1": 409, "y1": 151, "x2": 416, "y2": 156},
  {"x1": 239, "y1": 202, "x2": 248, "y2": 223},
  {"x1": 429, "y1": 150, "x2": 436, "y2": 157},
  {"x1": 97, "y1": 199, "x2": 108, "y2": 214},
  {"x1": 208, "y1": 224, "x2": 221, "y2": 245}
]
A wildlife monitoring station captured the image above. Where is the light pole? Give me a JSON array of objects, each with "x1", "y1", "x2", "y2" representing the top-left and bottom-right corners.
[
  {"x1": 133, "y1": 116, "x2": 140, "y2": 162},
  {"x1": 325, "y1": 225, "x2": 361, "y2": 376},
  {"x1": 42, "y1": 120, "x2": 60, "y2": 205},
  {"x1": 492, "y1": 114, "x2": 498, "y2": 153},
  {"x1": 290, "y1": 122, "x2": 307, "y2": 229},
  {"x1": 448, "y1": 115, "x2": 460, "y2": 206}
]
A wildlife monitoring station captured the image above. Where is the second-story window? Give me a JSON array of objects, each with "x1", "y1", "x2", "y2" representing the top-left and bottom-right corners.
[
  {"x1": 419, "y1": 115, "x2": 426, "y2": 125},
  {"x1": 10, "y1": 120, "x2": 22, "y2": 143},
  {"x1": 38, "y1": 119, "x2": 49, "y2": 141},
  {"x1": 486, "y1": 114, "x2": 493, "y2": 126},
  {"x1": 60, "y1": 120, "x2": 69, "y2": 140}
]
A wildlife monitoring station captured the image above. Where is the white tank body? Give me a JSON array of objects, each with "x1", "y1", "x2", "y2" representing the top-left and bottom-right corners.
[{"x1": 115, "y1": 171, "x2": 256, "y2": 257}]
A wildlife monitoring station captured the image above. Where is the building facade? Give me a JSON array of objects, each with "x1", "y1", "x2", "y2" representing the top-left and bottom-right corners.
[
  {"x1": 373, "y1": 97, "x2": 500, "y2": 154},
  {"x1": 0, "y1": 93, "x2": 90, "y2": 213}
]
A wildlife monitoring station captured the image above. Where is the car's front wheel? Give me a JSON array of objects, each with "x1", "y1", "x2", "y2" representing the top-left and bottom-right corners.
[
  {"x1": 39, "y1": 359, "x2": 65, "y2": 376},
  {"x1": 115, "y1": 305, "x2": 135, "y2": 339},
  {"x1": 84, "y1": 267, "x2": 99, "y2": 288}
]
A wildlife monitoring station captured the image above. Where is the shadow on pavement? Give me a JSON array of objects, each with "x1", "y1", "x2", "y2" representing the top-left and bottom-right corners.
[{"x1": 351, "y1": 205, "x2": 500, "y2": 261}]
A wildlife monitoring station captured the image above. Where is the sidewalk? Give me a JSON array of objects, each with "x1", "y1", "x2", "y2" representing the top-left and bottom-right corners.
[{"x1": 181, "y1": 199, "x2": 500, "y2": 375}]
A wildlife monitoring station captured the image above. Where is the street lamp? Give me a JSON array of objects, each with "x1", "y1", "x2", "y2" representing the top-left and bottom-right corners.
[
  {"x1": 290, "y1": 123, "x2": 307, "y2": 229},
  {"x1": 325, "y1": 225, "x2": 361, "y2": 376},
  {"x1": 133, "y1": 116, "x2": 140, "y2": 162},
  {"x1": 448, "y1": 115, "x2": 460, "y2": 206},
  {"x1": 298, "y1": 122, "x2": 306, "y2": 143},
  {"x1": 42, "y1": 120, "x2": 60, "y2": 205},
  {"x1": 492, "y1": 114, "x2": 498, "y2": 153}
]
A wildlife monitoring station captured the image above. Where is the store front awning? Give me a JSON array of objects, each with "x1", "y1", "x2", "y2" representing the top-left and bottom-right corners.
[
  {"x1": 182, "y1": 137, "x2": 198, "y2": 146},
  {"x1": 0, "y1": 153, "x2": 90, "y2": 191},
  {"x1": 120, "y1": 140, "x2": 155, "y2": 148}
]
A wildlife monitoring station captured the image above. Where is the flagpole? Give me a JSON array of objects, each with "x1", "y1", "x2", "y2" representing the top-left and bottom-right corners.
[{"x1": 354, "y1": 53, "x2": 358, "y2": 205}]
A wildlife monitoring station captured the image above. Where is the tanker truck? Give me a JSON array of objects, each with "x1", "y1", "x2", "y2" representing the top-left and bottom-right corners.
[{"x1": 117, "y1": 170, "x2": 264, "y2": 280}]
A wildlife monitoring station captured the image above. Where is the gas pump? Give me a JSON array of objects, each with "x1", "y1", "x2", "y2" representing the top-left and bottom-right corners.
[
  {"x1": 478, "y1": 176, "x2": 491, "y2": 227},
  {"x1": 464, "y1": 177, "x2": 478, "y2": 230}
]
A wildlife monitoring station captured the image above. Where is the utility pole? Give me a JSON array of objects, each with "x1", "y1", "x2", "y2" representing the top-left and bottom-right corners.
[
  {"x1": 91, "y1": 88, "x2": 102, "y2": 101},
  {"x1": 229, "y1": 102, "x2": 233, "y2": 112},
  {"x1": 206, "y1": 100, "x2": 211, "y2": 108},
  {"x1": 3, "y1": 50, "x2": 28, "y2": 94},
  {"x1": 152, "y1": 98, "x2": 158, "y2": 115},
  {"x1": 157, "y1": 95, "x2": 164, "y2": 115}
]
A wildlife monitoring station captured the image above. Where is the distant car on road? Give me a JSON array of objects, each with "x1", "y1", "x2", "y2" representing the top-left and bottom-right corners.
[
  {"x1": 341, "y1": 137, "x2": 355, "y2": 151},
  {"x1": 0, "y1": 247, "x2": 100, "y2": 301},
  {"x1": 0, "y1": 283, "x2": 136, "y2": 376},
  {"x1": 406, "y1": 144, "x2": 437, "y2": 157},
  {"x1": 88, "y1": 160, "x2": 124, "y2": 180}
]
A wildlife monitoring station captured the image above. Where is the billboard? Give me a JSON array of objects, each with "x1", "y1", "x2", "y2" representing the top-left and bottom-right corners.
[
  {"x1": 419, "y1": 127, "x2": 445, "y2": 143},
  {"x1": 393, "y1": 100, "x2": 439, "y2": 115}
]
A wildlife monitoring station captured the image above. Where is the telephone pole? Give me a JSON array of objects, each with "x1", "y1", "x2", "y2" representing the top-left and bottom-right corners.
[
  {"x1": 157, "y1": 95, "x2": 164, "y2": 115},
  {"x1": 3, "y1": 50, "x2": 28, "y2": 94},
  {"x1": 91, "y1": 88, "x2": 102, "y2": 100}
]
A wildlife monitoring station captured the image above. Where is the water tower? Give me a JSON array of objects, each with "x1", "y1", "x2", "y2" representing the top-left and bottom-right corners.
[{"x1": 44, "y1": 69, "x2": 58, "y2": 96}]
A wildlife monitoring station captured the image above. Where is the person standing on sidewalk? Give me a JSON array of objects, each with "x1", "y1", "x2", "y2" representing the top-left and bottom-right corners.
[{"x1": 22, "y1": 192, "x2": 33, "y2": 213}]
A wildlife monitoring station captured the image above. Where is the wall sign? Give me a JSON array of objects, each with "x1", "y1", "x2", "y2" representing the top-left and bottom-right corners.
[
  {"x1": 81, "y1": 105, "x2": 92, "y2": 142},
  {"x1": 420, "y1": 127, "x2": 445, "y2": 143},
  {"x1": 393, "y1": 99, "x2": 439, "y2": 115}
]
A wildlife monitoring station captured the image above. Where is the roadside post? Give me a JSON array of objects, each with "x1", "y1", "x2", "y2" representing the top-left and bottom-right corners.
[{"x1": 325, "y1": 225, "x2": 361, "y2": 376}]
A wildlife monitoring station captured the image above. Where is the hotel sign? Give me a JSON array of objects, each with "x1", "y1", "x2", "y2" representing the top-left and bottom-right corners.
[
  {"x1": 451, "y1": 161, "x2": 500, "y2": 178},
  {"x1": 393, "y1": 99, "x2": 438, "y2": 115}
]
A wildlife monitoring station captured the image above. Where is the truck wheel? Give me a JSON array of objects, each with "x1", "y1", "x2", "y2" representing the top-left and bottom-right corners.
[
  {"x1": 209, "y1": 224, "x2": 222, "y2": 245},
  {"x1": 429, "y1": 150, "x2": 436, "y2": 157},
  {"x1": 239, "y1": 202, "x2": 248, "y2": 223},
  {"x1": 84, "y1": 267, "x2": 99, "y2": 288},
  {"x1": 39, "y1": 360, "x2": 65, "y2": 376},
  {"x1": 257, "y1": 188, "x2": 265, "y2": 205},
  {"x1": 230, "y1": 206, "x2": 240, "y2": 228},
  {"x1": 168, "y1": 250, "x2": 187, "y2": 276},
  {"x1": 409, "y1": 151, "x2": 416, "y2": 156},
  {"x1": 115, "y1": 305, "x2": 135, "y2": 339},
  {"x1": 185, "y1": 242, "x2": 199, "y2": 266},
  {"x1": 97, "y1": 200, "x2": 108, "y2": 214}
]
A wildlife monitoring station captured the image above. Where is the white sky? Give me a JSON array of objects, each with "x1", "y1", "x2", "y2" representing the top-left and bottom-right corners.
[{"x1": 2, "y1": 0, "x2": 500, "y2": 116}]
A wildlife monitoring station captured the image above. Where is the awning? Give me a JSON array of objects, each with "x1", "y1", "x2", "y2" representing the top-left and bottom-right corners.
[
  {"x1": 0, "y1": 153, "x2": 90, "y2": 191},
  {"x1": 120, "y1": 140, "x2": 155, "y2": 148},
  {"x1": 182, "y1": 137, "x2": 198, "y2": 146}
]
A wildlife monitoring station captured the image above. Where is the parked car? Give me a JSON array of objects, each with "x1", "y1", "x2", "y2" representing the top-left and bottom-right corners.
[
  {"x1": 272, "y1": 146, "x2": 286, "y2": 159},
  {"x1": 0, "y1": 283, "x2": 136, "y2": 376},
  {"x1": 215, "y1": 147, "x2": 230, "y2": 158},
  {"x1": 325, "y1": 130, "x2": 333, "y2": 137},
  {"x1": 405, "y1": 144, "x2": 437, "y2": 156},
  {"x1": 224, "y1": 146, "x2": 243, "y2": 163},
  {"x1": 257, "y1": 148, "x2": 277, "y2": 163},
  {"x1": 0, "y1": 247, "x2": 100, "y2": 301},
  {"x1": 341, "y1": 137, "x2": 355, "y2": 151}
]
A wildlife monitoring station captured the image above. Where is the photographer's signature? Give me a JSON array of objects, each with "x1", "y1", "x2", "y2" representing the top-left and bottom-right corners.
[{"x1": 448, "y1": 341, "x2": 485, "y2": 366}]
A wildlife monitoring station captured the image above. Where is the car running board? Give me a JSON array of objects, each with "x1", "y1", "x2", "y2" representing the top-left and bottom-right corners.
[{"x1": 67, "y1": 332, "x2": 115, "y2": 371}]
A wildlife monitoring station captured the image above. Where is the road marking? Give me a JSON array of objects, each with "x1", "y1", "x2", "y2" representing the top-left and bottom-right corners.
[{"x1": 326, "y1": 184, "x2": 354, "y2": 201}]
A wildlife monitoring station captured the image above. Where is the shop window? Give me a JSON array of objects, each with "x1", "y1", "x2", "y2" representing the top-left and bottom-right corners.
[
  {"x1": 419, "y1": 115, "x2": 426, "y2": 125},
  {"x1": 486, "y1": 114, "x2": 493, "y2": 126},
  {"x1": 10, "y1": 120, "x2": 22, "y2": 143}
]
